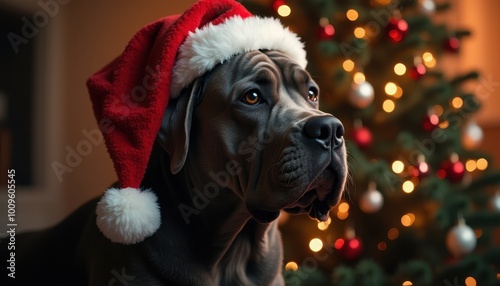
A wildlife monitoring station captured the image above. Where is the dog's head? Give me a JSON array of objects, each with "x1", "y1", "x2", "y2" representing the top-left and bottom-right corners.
[{"x1": 158, "y1": 50, "x2": 347, "y2": 224}]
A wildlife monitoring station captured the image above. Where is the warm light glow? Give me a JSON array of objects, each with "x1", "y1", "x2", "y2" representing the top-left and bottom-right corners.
[
  {"x1": 373, "y1": 0, "x2": 391, "y2": 5},
  {"x1": 309, "y1": 238, "x2": 323, "y2": 252},
  {"x1": 477, "y1": 158, "x2": 488, "y2": 170},
  {"x1": 277, "y1": 5, "x2": 291, "y2": 17},
  {"x1": 385, "y1": 82, "x2": 398, "y2": 95},
  {"x1": 337, "y1": 210, "x2": 349, "y2": 220},
  {"x1": 466, "y1": 160, "x2": 477, "y2": 172},
  {"x1": 402, "y1": 180, "x2": 415, "y2": 193},
  {"x1": 393, "y1": 86, "x2": 403, "y2": 99},
  {"x1": 346, "y1": 9, "x2": 359, "y2": 21},
  {"x1": 343, "y1": 59, "x2": 355, "y2": 72},
  {"x1": 425, "y1": 57, "x2": 437, "y2": 68},
  {"x1": 433, "y1": 105, "x2": 444, "y2": 116},
  {"x1": 319, "y1": 17, "x2": 329, "y2": 27},
  {"x1": 392, "y1": 160, "x2": 405, "y2": 174},
  {"x1": 383, "y1": 99, "x2": 396, "y2": 113},
  {"x1": 423, "y1": 52, "x2": 437, "y2": 68},
  {"x1": 378, "y1": 241, "x2": 387, "y2": 251},
  {"x1": 317, "y1": 216, "x2": 332, "y2": 230},
  {"x1": 354, "y1": 27, "x2": 366, "y2": 38},
  {"x1": 394, "y1": 63, "x2": 407, "y2": 75},
  {"x1": 451, "y1": 97, "x2": 464, "y2": 109},
  {"x1": 439, "y1": 120, "x2": 449, "y2": 129},
  {"x1": 353, "y1": 72, "x2": 366, "y2": 84},
  {"x1": 465, "y1": 276, "x2": 477, "y2": 286},
  {"x1": 401, "y1": 213, "x2": 415, "y2": 227},
  {"x1": 388, "y1": 228, "x2": 399, "y2": 240},
  {"x1": 285, "y1": 261, "x2": 299, "y2": 271},
  {"x1": 338, "y1": 202, "x2": 350, "y2": 213},
  {"x1": 402, "y1": 281, "x2": 413, "y2": 286}
]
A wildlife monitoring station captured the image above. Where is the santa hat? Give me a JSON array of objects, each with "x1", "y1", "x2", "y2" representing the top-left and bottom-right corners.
[{"x1": 87, "y1": 0, "x2": 307, "y2": 244}]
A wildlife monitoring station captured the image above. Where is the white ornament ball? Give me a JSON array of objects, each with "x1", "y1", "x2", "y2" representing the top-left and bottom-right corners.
[
  {"x1": 492, "y1": 191, "x2": 500, "y2": 212},
  {"x1": 419, "y1": 0, "x2": 436, "y2": 14},
  {"x1": 446, "y1": 220, "x2": 476, "y2": 257},
  {"x1": 462, "y1": 120, "x2": 483, "y2": 150},
  {"x1": 349, "y1": 81, "x2": 374, "y2": 109},
  {"x1": 359, "y1": 187, "x2": 384, "y2": 213}
]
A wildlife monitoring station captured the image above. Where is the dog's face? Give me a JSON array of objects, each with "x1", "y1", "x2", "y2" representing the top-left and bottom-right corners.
[{"x1": 159, "y1": 50, "x2": 347, "y2": 223}]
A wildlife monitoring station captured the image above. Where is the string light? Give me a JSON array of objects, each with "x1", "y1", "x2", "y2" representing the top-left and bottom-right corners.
[
  {"x1": 477, "y1": 158, "x2": 488, "y2": 170},
  {"x1": 393, "y1": 85, "x2": 403, "y2": 99},
  {"x1": 346, "y1": 9, "x2": 359, "y2": 21},
  {"x1": 317, "y1": 216, "x2": 332, "y2": 230},
  {"x1": 285, "y1": 261, "x2": 299, "y2": 271},
  {"x1": 402, "y1": 281, "x2": 413, "y2": 286},
  {"x1": 401, "y1": 213, "x2": 415, "y2": 227},
  {"x1": 353, "y1": 72, "x2": 366, "y2": 84},
  {"x1": 354, "y1": 27, "x2": 366, "y2": 38},
  {"x1": 394, "y1": 63, "x2": 407, "y2": 75},
  {"x1": 439, "y1": 120, "x2": 449, "y2": 129},
  {"x1": 433, "y1": 105, "x2": 444, "y2": 116},
  {"x1": 309, "y1": 238, "x2": 323, "y2": 252},
  {"x1": 451, "y1": 97, "x2": 464, "y2": 109},
  {"x1": 337, "y1": 210, "x2": 349, "y2": 220},
  {"x1": 378, "y1": 241, "x2": 387, "y2": 251},
  {"x1": 277, "y1": 4, "x2": 291, "y2": 17},
  {"x1": 388, "y1": 228, "x2": 399, "y2": 240},
  {"x1": 385, "y1": 82, "x2": 398, "y2": 96},
  {"x1": 338, "y1": 202, "x2": 349, "y2": 213},
  {"x1": 423, "y1": 52, "x2": 437, "y2": 68},
  {"x1": 343, "y1": 59, "x2": 355, "y2": 72},
  {"x1": 402, "y1": 180, "x2": 415, "y2": 193},
  {"x1": 392, "y1": 160, "x2": 405, "y2": 174},
  {"x1": 465, "y1": 276, "x2": 477, "y2": 286},
  {"x1": 383, "y1": 99, "x2": 396, "y2": 113},
  {"x1": 466, "y1": 159, "x2": 477, "y2": 172}
]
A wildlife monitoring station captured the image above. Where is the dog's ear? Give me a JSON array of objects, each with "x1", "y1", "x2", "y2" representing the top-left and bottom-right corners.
[{"x1": 157, "y1": 79, "x2": 203, "y2": 174}]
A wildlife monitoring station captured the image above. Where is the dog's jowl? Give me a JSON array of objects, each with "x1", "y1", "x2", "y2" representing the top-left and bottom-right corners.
[{"x1": 0, "y1": 1, "x2": 347, "y2": 285}]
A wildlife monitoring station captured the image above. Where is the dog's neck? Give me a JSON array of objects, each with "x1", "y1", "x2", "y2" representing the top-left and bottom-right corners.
[{"x1": 141, "y1": 144, "x2": 283, "y2": 285}]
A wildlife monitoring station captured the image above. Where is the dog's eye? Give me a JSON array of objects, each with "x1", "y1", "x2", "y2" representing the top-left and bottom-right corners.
[
  {"x1": 308, "y1": 87, "x2": 319, "y2": 102},
  {"x1": 242, "y1": 90, "x2": 261, "y2": 105}
]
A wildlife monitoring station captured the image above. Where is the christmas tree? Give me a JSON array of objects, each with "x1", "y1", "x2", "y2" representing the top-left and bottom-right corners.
[{"x1": 242, "y1": 0, "x2": 500, "y2": 285}]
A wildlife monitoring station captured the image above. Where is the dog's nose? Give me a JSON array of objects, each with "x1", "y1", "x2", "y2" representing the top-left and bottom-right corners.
[{"x1": 304, "y1": 116, "x2": 344, "y2": 149}]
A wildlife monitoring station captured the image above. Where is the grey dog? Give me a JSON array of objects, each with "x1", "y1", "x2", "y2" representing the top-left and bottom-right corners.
[{"x1": 1, "y1": 50, "x2": 347, "y2": 285}]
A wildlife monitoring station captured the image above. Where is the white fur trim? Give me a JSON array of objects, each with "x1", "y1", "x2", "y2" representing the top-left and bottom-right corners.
[
  {"x1": 171, "y1": 16, "x2": 307, "y2": 98},
  {"x1": 96, "y1": 187, "x2": 161, "y2": 244}
]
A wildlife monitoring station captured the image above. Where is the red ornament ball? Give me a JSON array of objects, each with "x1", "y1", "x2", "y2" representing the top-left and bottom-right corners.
[
  {"x1": 409, "y1": 63, "x2": 427, "y2": 80},
  {"x1": 444, "y1": 37, "x2": 460, "y2": 53},
  {"x1": 317, "y1": 24, "x2": 335, "y2": 40},
  {"x1": 422, "y1": 114, "x2": 439, "y2": 132},
  {"x1": 387, "y1": 17, "x2": 408, "y2": 43},
  {"x1": 335, "y1": 237, "x2": 364, "y2": 261},
  {"x1": 352, "y1": 126, "x2": 372, "y2": 149},
  {"x1": 439, "y1": 159, "x2": 465, "y2": 183}
]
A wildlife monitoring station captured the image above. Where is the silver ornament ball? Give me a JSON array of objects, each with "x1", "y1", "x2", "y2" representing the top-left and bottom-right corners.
[
  {"x1": 349, "y1": 81, "x2": 374, "y2": 109},
  {"x1": 359, "y1": 187, "x2": 384, "y2": 213},
  {"x1": 493, "y1": 191, "x2": 500, "y2": 212},
  {"x1": 419, "y1": 0, "x2": 436, "y2": 14},
  {"x1": 462, "y1": 120, "x2": 483, "y2": 150},
  {"x1": 446, "y1": 220, "x2": 476, "y2": 257}
]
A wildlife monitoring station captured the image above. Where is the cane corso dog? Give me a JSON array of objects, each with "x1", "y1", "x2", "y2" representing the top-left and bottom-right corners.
[{"x1": 1, "y1": 50, "x2": 346, "y2": 285}]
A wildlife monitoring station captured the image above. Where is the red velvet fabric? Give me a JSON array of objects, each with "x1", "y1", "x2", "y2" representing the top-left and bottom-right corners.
[{"x1": 87, "y1": 0, "x2": 252, "y2": 189}]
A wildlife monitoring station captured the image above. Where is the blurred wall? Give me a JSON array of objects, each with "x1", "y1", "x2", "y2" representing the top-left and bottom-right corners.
[{"x1": 456, "y1": 1, "x2": 500, "y2": 169}]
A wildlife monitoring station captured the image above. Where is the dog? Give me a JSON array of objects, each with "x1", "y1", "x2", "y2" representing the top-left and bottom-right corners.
[{"x1": 1, "y1": 49, "x2": 346, "y2": 285}]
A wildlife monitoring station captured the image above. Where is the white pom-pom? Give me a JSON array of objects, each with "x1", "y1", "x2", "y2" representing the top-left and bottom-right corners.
[{"x1": 96, "y1": 187, "x2": 161, "y2": 244}]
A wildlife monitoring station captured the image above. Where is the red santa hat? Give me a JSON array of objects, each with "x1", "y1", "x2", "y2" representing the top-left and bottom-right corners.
[{"x1": 87, "y1": 0, "x2": 307, "y2": 244}]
